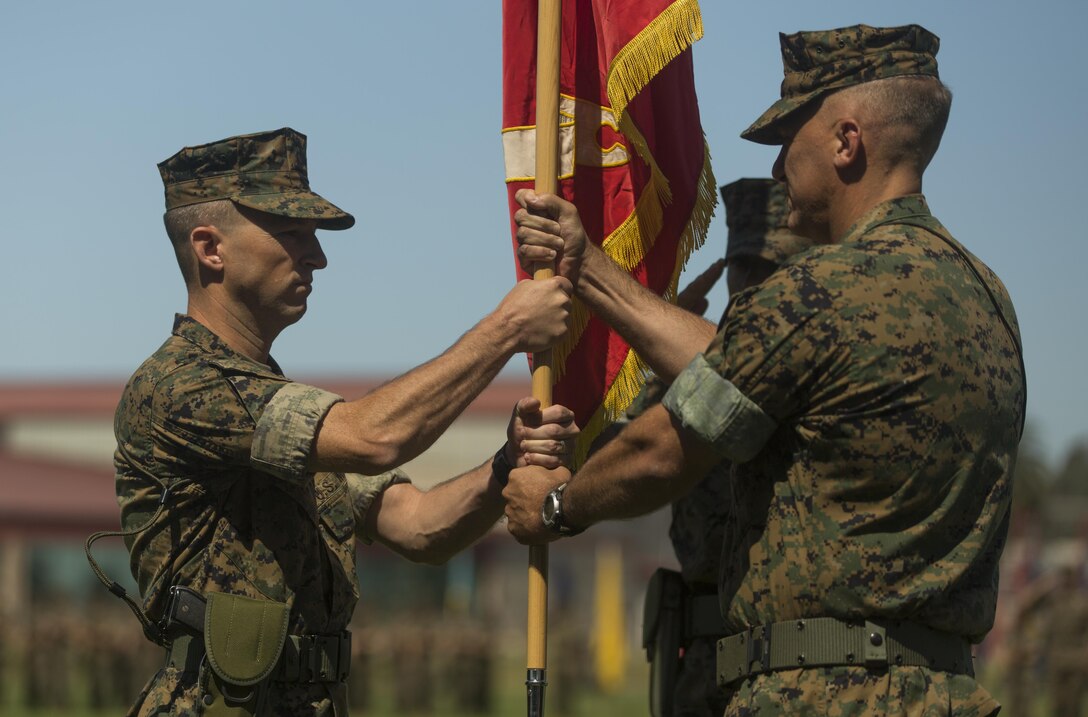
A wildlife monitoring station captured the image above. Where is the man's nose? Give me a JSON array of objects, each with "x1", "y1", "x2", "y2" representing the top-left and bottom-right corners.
[
  {"x1": 304, "y1": 235, "x2": 328, "y2": 270},
  {"x1": 771, "y1": 147, "x2": 787, "y2": 183}
]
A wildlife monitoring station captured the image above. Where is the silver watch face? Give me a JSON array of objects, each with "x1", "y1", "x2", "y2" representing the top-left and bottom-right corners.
[{"x1": 541, "y1": 490, "x2": 560, "y2": 527}]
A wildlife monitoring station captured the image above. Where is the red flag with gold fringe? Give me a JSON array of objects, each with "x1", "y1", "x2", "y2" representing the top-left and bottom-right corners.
[{"x1": 502, "y1": 0, "x2": 716, "y2": 462}]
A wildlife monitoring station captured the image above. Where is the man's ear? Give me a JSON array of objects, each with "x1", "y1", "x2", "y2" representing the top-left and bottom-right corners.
[
  {"x1": 833, "y1": 118, "x2": 863, "y2": 170},
  {"x1": 190, "y1": 226, "x2": 224, "y2": 273}
]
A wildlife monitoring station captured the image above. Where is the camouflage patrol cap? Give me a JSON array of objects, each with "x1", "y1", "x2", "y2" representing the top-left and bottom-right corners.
[
  {"x1": 157, "y1": 127, "x2": 355, "y2": 230},
  {"x1": 742, "y1": 24, "x2": 941, "y2": 145},
  {"x1": 721, "y1": 178, "x2": 811, "y2": 265}
]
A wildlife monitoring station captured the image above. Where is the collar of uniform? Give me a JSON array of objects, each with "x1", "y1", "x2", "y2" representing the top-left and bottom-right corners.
[
  {"x1": 171, "y1": 314, "x2": 285, "y2": 376},
  {"x1": 836, "y1": 194, "x2": 931, "y2": 245}
]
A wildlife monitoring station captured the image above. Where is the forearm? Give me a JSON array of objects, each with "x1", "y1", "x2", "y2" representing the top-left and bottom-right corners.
[
  {"x1": 372, "y1": 462, "x2": 505, "y2": 565},
  {"x1": 565, "y1": 403, "x2": 715, "y2": 528},
  {"x1": 579, "y1": 247, "x2": 716, "y2": 382},
  {"x1": 311, "y1": 313, "x2": 517, "y2": 473}
]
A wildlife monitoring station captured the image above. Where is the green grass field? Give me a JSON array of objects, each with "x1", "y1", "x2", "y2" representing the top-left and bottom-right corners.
[
  {"x1": 0, "y1": 652, "x2": 649, "y2": 717},
  {"x1": 1, "y1": 654, "x2": 1080, "y2": 716}
]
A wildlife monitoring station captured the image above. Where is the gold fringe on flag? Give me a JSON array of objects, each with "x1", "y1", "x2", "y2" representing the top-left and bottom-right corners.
[
  {"x1": 574, "y1": 349, "x2": 652, "y2": 467},
  {"x1": 548, "y1": 0, "x2": 714, "y2": 463},
  {"x1": 550, "y1": 175, "x2": 666, "y2": 380},
  {"x1": 605, "y1": 0, "x2": 705, "y2": 124},
  {"x1": 573, "y1": 140, "x2": 717, "y2": 467},
  {"x1": 603, "y1": 120, "x2": 670, "y2": 270},
  {"x1": 549, "y1": 0, "x2": 706, "y2": 378},
  {"x1": 664, "y1": 139, "x2": 719, "y2": 302},
  {"x1": 548, "y1": 297, "x2": 590, "y2": 382}
]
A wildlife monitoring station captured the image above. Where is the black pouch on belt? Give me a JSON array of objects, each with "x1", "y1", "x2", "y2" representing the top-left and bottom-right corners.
[{"x1": 642, "y1": 568, "x2": 685, "y2": 717}]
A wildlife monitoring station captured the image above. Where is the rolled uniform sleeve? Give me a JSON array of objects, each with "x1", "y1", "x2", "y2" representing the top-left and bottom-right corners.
[
  {"x1": 662, "y1": 260, "x2": 829, "y2": 462},
  {"x1": 663, "y1": 354, "x2": 777, "y2": 462},
  {"x1": 251, "y1": 382, "x2": 343, "y2": 480},
  {"x1": 346, "y1": 469, "x2": 412, "y2": 544}
]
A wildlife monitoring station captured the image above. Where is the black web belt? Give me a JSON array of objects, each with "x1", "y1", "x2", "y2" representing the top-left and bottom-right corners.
[
  {"x1": 716, "y1": 617, "x2": 973, "y2": 687},
  {"x1": 687, "y1": 592, "x2": 727, "y2": 641},
  {"x1": 166, "y1": 632, "x2": 351, "y2": 684}
]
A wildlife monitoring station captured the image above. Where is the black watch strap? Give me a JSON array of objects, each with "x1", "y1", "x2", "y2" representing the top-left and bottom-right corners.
[{"x1": 492, "y1": 444, "x2": 514, "y2": 487}]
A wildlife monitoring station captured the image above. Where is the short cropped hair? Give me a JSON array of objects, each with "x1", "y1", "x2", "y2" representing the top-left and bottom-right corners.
[
  {"x1": 837, "y1": 75, "x2": 953, "y2": 173},
  {"x1": 162, "y1": 199, "x2": 240, "y2": 286}
]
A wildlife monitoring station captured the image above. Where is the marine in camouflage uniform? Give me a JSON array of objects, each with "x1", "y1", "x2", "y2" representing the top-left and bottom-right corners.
[
  {"x1": 116, "y1": 314, "x2": 401, "y2": 715},
  {"x1": 505, "y1": 24, "x2": 1025, "y2": 717},
  {"x1": 617, "y1": 179, "x2": 812, "y2": 717},
  {"x1": 108, "y1": 128, "x2": 577, "y2": 716}
]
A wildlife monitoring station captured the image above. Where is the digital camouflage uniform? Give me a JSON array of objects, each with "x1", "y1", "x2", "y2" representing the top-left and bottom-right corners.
[
  {"x1": 116, "y1": 316, "x2": 405, "y2": 716},
  {"x1": 113, "y1": 129, "x2": 403, "y2": 716},
  {"x1": 663, "y1": 194, "x2": 1023, "y2": 716},
  {"x1": 630, "y1": 180, "x2": 811, "y2": 717},
  {"x1": 657, "y1": 25, "x2": 1024, "y2": 715}
]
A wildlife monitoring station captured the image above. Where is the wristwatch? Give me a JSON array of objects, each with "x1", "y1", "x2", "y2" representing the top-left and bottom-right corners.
[{"x1": 541, "y1": 482, "x2": 584, "y2": 536}]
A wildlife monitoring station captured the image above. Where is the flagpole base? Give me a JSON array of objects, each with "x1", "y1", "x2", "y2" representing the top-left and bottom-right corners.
[{"x1": 526, "y1": 668, "x2": 548, "y2": 717}]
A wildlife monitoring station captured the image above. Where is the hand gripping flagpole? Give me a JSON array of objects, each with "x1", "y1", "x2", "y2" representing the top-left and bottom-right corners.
[{"x1": 527, "y1": 1, "x2": 561, "y2": 716}]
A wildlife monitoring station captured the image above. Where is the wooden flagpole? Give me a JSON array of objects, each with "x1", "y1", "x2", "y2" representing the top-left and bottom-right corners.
[{"x1": 527, "y1": 1, "x2": 560, "y2": 715}]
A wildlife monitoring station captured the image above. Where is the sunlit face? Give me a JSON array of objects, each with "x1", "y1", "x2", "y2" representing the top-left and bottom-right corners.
[
  {"x1": 771, "y1": 104, "x2": 835, "y2": 244},
  {"x1": 219, "y1": 210, "x2": 327, "y2": 331}
]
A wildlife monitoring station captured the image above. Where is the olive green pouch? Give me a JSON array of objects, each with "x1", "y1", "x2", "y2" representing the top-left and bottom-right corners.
[{"x1": 201, "y1": 592, "x2": 290, "y2": 713}]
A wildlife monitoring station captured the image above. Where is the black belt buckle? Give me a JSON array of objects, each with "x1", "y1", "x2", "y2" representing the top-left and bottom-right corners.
[
  {"x1": 746, "y1": 624, "x2": 770, "y2": 675},
  {"x1": 306, "y1": 634, "x2": 343, "y2": 683}
]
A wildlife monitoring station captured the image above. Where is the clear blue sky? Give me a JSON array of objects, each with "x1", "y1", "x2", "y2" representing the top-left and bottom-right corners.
[{"x1": 2, "y1": 1, "x2": 1085, "y2": 462}]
